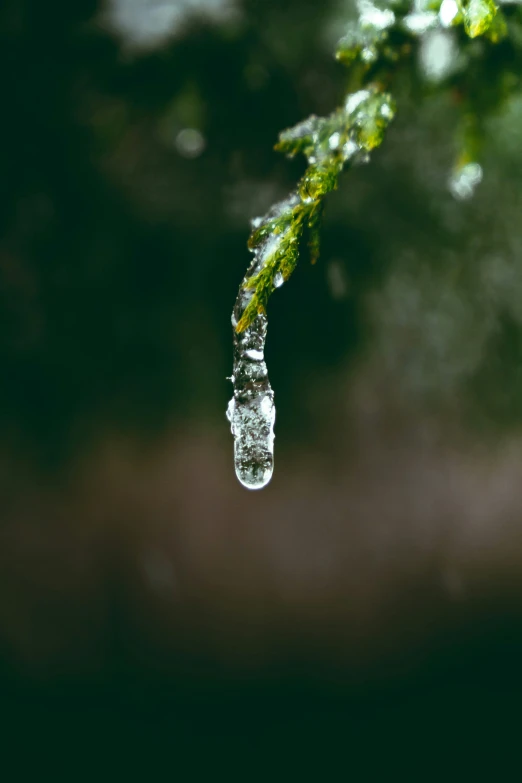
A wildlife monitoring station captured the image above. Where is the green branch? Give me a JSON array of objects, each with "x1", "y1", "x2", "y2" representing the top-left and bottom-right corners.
[
  {"x1": 234, "y1": 0, "x2": 521, "y2": 335},
  {"x1": 227, "y1": 0, "x2": 522, "y2": 490}
]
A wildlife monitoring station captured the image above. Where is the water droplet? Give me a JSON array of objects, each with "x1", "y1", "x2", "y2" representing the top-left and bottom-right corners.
[
  {"x1": 228, "y1": 276, "x2": 276, "y2": 489},
  {"x1": 379, "y1": 102, "x2": 394, "y2": 120},
  {"x1": 265, "y1": 193, "x2": 300, "y2": 222},
  {"x1": 342, "y1": 139, "x2": 359, "y2": 161},
  {"x1": 227, "y1": 390, "x2": 275, "y2": 490},
  {"x1": 358, "y1": 0, "x2": 395, "y2": 31},
  {"x1": 244, "y1": 348, "x2": 264, "y2": 361},
  {"x1": 361, "y1": 46, "x2": 378, "y2": 63},
  {"x1": 251, "y1": 216, "x2": 263, "y2": 228},
  {"x1": 439, "y1": 0, "x2": 459, "y2": 27},
  {"x1": 448, "y1": 162, "x2": 483, "y2": 200},
  {"x1": 329, "y1": 132, "x2": 341, "y2": 151},
  {"x1": 227, "y1": 191, "x2": 302, "y2": 488},
  {"x1": 273, "y1": 271, "x2": 284, "y2": 288},
  {"x1": 345, "y1": 90, "x2": 371, "y2": 115},
  {"x1": 402, "y1": 11, "x2": 438, "y2": 34}
]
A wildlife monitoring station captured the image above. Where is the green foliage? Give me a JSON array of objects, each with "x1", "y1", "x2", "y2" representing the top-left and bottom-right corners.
[
  {"x1": 234, "y1": 0, "x2": 522, "y2": 334},
  {"x1": 463, "y1": 0, "x2": 498, "y2": 38}
]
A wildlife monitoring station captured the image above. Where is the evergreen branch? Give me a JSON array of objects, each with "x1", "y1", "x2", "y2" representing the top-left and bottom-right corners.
[
  {"x1": 227, "y1": 0, "x2": 522, "y2": 489},
  {"x1": 234, "y1": 0, "x2": 521, "y2": 335}
]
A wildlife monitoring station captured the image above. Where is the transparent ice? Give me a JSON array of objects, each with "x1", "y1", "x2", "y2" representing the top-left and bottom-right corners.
[
  {"x1": 402, "y1": 11, "x2": 439, "y2": 34},
  {"x1": 345, "y1": 90, "x2": 371, "y2": 115},
  {"x1": 360, "y1": 46, "x2": 378, "y2": 63},
  {"x1": 227, "y1": 300, "x2": 276, "y2": 489},
  {"x1": 448, "y1": 162, "x2": 483, "y2": 200},
  {"x1": 273, "y1": 271, "x2": 284, "y2": 288},
  {"x1": 329, "y1": 132, "x2": 341, "y2": 151},
  {"x1": 226, "y1": 197, "x2": 298, "y2": 489},
  {"x1": 342, "y1": 139, "x2": 360, "y2": 161},
  {"x1": 357, "y1": 0, "x2": 395, "y2": 31},
  {"x1": 439, "y1": 0, "x2": 459, "y2": 27}
]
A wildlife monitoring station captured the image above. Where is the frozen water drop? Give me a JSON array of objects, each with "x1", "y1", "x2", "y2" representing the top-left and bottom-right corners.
[
  {"x1": 228, "y1": 291, "x2": 275, "y2": 489},
  {"x1": 439, "y1": 0, "x2": 459, "y2": 27},
  {"x1": 358, "y1": 0, "x2": 395, "y2": 31},
  {"x1": 380, "y1": 102, "x2": 394, "y2": 120},
  {"x1": 345, "y1": 90, "x2": 371, "y2": 115},
  {"x1": 259, "y1": 230, "x2": 287, "y2": 267},
  {"x1": 260, "y1": 394, "x2": 273, "y2": 417},
  {"x1": 273, "y1": 271, "x2": 284, "y2": 288},
  {"x1": 328, "y1": 132, "x2": 341, "y2": 151},
  {"x1": 361, "y1": 46, "x2": 378, "y2": 63},
  {"x1": 238, "y1": 463, "x2": 273, "y2": 490},
  {"x1": 448, "y1": 162, "x2": 483, "y2": 200},
  {"x1": 245, "y1": 348, "x2": 264, "y2": 361},
  {"x1": 402, "y1": 11, "x2": 438, "y2": 34},
  {"x1": 228, "y1": 191, "x2": 302, "y2": 488},
  {"x1": 228, "y1": 390, "x2": 275, "y2": 490},
  {"x1": 251, "y1": 216, "x2": 263, "y2": 228},
  {"x1": 342, "y1": 139, "x2": 359, "y2": 161}
]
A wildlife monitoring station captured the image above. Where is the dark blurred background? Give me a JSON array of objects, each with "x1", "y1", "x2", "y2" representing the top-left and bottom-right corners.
[{"x1": 2, "y1": 0, "x2": 522, "y2": 771}]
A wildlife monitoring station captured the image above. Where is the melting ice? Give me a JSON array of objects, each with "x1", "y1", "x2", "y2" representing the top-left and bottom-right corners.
[
  {"x1": 273, "y1": 271, "x2": 284, "y2": 288},
  {"x1": 227, "y1": 302, "x2": 276, "y2": 489},
  {"x1": 227, "y1": 385, "x2": 275, "y2": 490},
  {"x1": 448, "y1": 162, "x2": 483, "y2": 200},
  {"x1": 227, "y1": 198, "x2": 297, "y2": 489}
]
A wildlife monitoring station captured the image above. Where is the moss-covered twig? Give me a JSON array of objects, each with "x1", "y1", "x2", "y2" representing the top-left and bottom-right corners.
[
  {"x1": 235, "y1": 0, "x2": 522, "y2": 334},
  {"x1": 227, "y1": 0, "x2": 522, "y2": 489}
]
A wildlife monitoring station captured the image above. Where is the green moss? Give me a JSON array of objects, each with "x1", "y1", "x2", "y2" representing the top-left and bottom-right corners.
[
  {"x1": 298, "y1": 164, "x2": 339, "y2": 203},
  {"x1": 349, "y1": 89, "x2": 396, "y2": 150},
  {"x1": 247, "y1": 219, "x2": 278, "y2": 250},
  {"x1": 236, "y1": 297, "x2": 262, "y2": 333},
  {"x1": 307, "y1": 201, "x2": 324, "y2": 265},
  {"x1": 463, "y1": 0, "x2": 498, "y2": 38}
]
